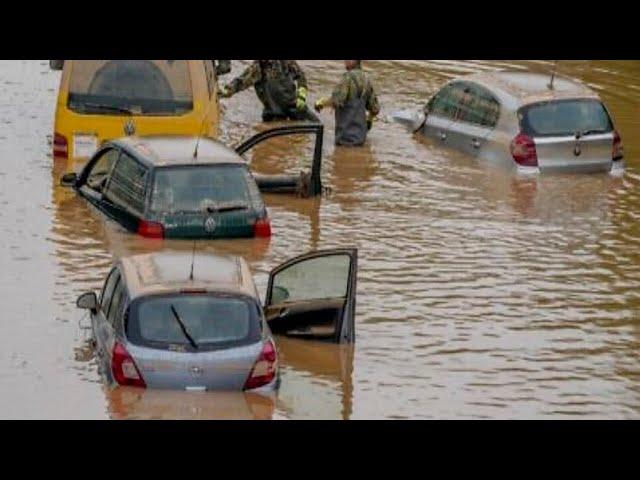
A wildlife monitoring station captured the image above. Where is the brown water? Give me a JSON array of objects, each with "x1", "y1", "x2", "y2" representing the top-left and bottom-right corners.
[{"x1": 1, "y1": 60, "x2": 639, "y2": 419}]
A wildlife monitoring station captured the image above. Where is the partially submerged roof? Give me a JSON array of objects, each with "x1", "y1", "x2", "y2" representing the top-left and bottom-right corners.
[
  {"x1": 120, "y1": 252, "x2": 258, "y2": 300},
  {"x1": 464, "y1": 70, "x2": 600, "y2": 105},
  {"x1": 112, "y1": 136, "x2": 246, "y2": 167}
]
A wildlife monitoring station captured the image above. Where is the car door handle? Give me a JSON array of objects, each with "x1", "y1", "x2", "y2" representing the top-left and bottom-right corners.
[
  {"x1": 439, "y1": 131, "x2": 447, "y2": 141},
  {"x1": 471, "y1": 138, "x2": 481, "y2": 149}
]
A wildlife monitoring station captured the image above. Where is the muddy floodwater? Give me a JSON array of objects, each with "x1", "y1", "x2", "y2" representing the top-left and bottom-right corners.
[{"x1": 1, "y1": 60, "x2": 640, "y2": 419}]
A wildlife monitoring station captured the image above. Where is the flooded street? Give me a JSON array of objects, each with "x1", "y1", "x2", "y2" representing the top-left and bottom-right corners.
[{"x1": 1, "y1": 60, "x2": 640, "y2": 418}]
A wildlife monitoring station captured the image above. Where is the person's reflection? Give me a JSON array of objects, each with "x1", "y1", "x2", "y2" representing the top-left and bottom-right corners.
[
  {"x1": 105, "y1": 387, "x2": 276, "y2": 420},
  {"x1": 275, "y1": 336, "x2": 354, "y2": 420},
  {"x1": 328, "y1": 143, "x2": 378, "y2": 207}
]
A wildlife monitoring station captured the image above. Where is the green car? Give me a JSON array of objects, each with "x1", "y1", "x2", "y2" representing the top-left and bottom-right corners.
[{"x1": 60, "y1": 125, "x2": 323, "y2": 239}]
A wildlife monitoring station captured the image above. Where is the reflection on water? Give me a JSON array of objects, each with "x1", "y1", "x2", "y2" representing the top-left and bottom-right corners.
[{"x1": 2, "y1": 60, "x2": 640, "y2": 418}]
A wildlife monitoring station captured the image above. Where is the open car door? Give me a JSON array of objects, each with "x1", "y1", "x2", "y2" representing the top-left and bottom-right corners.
[
  {"x1": 264, "y1": 249, "x2": 357, "y2": 344},
  {"x1": 235, "y1": 124, "x2": 324, "y2": 198}
]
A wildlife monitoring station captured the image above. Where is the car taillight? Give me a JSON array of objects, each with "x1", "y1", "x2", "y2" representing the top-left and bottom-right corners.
[
  {"x1": 111, "y1": 342, "x2": 146, "y2": 388},
  {"x1": 137, "y1": 220, "x2": 164, "y2": 238},
  {"x1": 243, "y1": 340, "x2": 277, "y2": 391},
  {"x1": 253, "y1": 217, "x2": 272, "y2": 238},
  {"x1": 53, "y1": 132, "x2": 68, "y2": 159},
  {"x1": 510, "y1": 133, "x2": 538, "y2": 167},
  {"x1": 612, "y1": 129, "x2": 623, "y2": 161}
]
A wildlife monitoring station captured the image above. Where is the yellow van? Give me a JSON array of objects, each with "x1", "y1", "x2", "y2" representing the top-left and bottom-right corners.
[{"x1": 52, "y1": 60, "x2": 221, "y2": 161}]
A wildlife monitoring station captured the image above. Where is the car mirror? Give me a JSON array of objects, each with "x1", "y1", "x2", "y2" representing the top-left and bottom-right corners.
[
  {"x1": 49, "y1": 60, "x2": 64, "y2": 71},
  {"x1": 271, "y1": 286, "x2": 290, "y2": 304},
  {"x1": 60, "y1": 172, "x2": 78, "y2": 188},
  {"x1": 77, "y1": 292, "x2": 98, "y2": 311}
]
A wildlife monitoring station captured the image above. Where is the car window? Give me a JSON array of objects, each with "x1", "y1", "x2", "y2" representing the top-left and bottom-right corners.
[
  {"x1": 455, "y1": 83, "x2": 500, "y2": 128},
  {"x1": 85, "y1": 148, "x2": 119, "y2": 193},
  {"x1": 519, "y1": 99, "x2": 613, "y2": 137},
  {"x1": 104, "y1": 152, "x2": 148, "y2": 215},
  {"x1": 428, "y1": 83, "x2": 459, "y2": 120},
  {"x1": 271, "y1": 254, "x2": 351, "y2": 304},
  {"x1": 100, "y1": 268, "x2": 120, "y2": 312},
  {"x1": 67, "y1": 60, "x2": 193, "y2": 116},
  {"x1": 150, "y1": 165, "x2": 262, "y2": 213},
  {"x1": 203, "y1": 61, "x2": 215, "y2": 98},
  {"x1": 127, "y1": 294, "x2": 261, "y2": 350},
  {"x1": 107, "y1": 279, "x2": 125, "y2": 326}
]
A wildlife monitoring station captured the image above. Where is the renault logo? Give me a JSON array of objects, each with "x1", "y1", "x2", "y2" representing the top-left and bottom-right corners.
[
  {"x1": 204, "y1": 216, "x2": 217, "y2": 233},
  {"x1": 124, "y1": 119, "x2": 136, "y2": 136}
]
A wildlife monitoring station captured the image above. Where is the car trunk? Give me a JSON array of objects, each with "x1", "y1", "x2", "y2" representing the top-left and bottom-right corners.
[
  {"x1": 127, "y1": 341, "x2": 263, "y2": 391},
  {"x1": 153, "y1": 211, "x2": 258, "y2": 239},
  {"x1": 534, "y1": 132, "x2": 614, "y2": 173},
  {"x1": 519, "y1": 98, "x2": 616, "y2": 173}
]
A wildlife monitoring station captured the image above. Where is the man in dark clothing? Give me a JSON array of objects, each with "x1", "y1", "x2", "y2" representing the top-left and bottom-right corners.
[
  {"x1": 212, "y1": 60, "x2": 231, "y2": 76},
  {"x1": 219, "y1": 60, "x2": 319, "y2": 122},
  {"x1": 314, "y1": 60, "x2": 380, "y2": 146}
]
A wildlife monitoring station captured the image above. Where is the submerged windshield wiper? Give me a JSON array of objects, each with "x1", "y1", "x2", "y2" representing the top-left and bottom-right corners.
[
  {"x1": 170, "y1": 305, "x2": 199, "y2": 350},
  {"x1": 77, "y1": 102, "x2": 136, "y2": 115}
]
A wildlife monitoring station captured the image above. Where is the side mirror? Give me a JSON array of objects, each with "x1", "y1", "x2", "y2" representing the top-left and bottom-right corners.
[
  {"x1": 77, "y1": 292, "x2": 98, "y2": 312},
  {"x1": 60, "y1": 172, "x2": 78, "y2": 188},
  {"x1": 49, "y1": 60, "x2": 64, "y2": 71}
]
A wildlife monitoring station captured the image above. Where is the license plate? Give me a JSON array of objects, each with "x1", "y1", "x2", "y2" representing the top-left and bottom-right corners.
[{"x1": 73, "y1": 134, "x2": 98, "y2": 158}]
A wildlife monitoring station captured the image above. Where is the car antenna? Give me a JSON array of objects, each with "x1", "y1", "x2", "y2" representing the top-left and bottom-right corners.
[
  {"x1": 192, "y1": 112, "x2": 210, "y2": 162},
  {"x1": 189, "y1": 240, "x2": 197, "y2": 281},
  {"x1": 548, "y1": 60, "x2": 558, "y2": 90}
]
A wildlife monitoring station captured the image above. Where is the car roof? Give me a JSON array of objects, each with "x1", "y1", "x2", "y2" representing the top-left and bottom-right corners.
[
  {"x1": 119, "y1": 252, "x2": 258, "y2": 300},
  {"x1": 462, "y1": 70, "x2": 600, "y2": 106},
  {"x1": 110, "y1": 136, "x2": 246, "y2": 168}
]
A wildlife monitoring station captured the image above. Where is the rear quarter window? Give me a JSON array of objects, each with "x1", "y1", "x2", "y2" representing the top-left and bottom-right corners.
[
  {"x1": 104, "y1": 153, "x2": 149, "y2": 215},
  {"x1": 519, "y1": 99, "x2": 613, "y2": 137}
]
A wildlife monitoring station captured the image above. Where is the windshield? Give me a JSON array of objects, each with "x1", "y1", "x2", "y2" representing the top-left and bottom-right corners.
[
  {"x1": 127, "y1": 294, "x2": 261, "y2": 351},
  {"x1": 67, "y1": 60, "x2": 193, "y2": 116},
  {"x1": 151, "y1": 165, "x2": 263, "y2": 213},
  {"x1": 519, "y1": 99, "x2": 613, "y2": 137}
]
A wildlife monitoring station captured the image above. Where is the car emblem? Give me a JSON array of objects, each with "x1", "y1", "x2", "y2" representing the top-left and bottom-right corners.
[
  {"x1": 124, "y1": 119, "x2": 136, "y2": 136},
  {"x1": 204, "y1": 216, "x2": 217, "y2": 233},
  {"x1": 573, "y1": 143, "x2": 582, "y2": 157},
  {"x1": 190, "y1": 366, "x2": 203, "y2": 378}
]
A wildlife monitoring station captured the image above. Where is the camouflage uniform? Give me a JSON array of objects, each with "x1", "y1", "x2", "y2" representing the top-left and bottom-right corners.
[
  {"x1": 213, "y1": 60, "x2": 231, "y2": 76},
  {"x1": 227, "y1": 60, "x2": 319, "y2": 122},
  {"x1": 330, "y1": 66, "x2": 379, "y2": 146}
]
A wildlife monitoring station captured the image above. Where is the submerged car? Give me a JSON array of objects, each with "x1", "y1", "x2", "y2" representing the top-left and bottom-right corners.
[
  {"x1": 76, "y1": 248, "x2": 357, "y2": 391},
  {"x1": 60, "y1": 124, "x2": 324, "y2": 239},
  {"x1": 394, "y1": 71, "x2": 624, "y2": 174},
  {"x1": 52, "y1": 60, "x2": 223, "y2": 161}
]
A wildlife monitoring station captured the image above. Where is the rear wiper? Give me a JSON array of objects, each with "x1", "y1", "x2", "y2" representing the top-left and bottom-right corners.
[
  {"x1": 170, "y1": 305, "x2": 199, "y2": 350},
  {"x1": 576, "y1": 129, "x2": 609, "y2": 138},
  {"x1": 205, "y1": 202, "x2": 249, "y2": 213},
  {"x1": 77, "y1": 102, "x2": 135, "y2": 115}
]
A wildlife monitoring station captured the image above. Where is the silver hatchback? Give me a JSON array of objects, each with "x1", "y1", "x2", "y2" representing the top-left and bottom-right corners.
[
  {"x1": 76, "y1": 249, "x2": 358, "y2": 392},
  {"x1": 394, "y1": 71, "x2": 624, "y2": 174}
]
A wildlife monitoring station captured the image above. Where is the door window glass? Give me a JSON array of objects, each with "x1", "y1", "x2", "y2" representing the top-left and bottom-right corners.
[
  {"x1": 107, "y1": 279, "x2": 125, "y2": 326},
  {"x1": 85, "y1": 148, "x2": 119, "y2": 193},
  {"x1": 100, "y1": 268, "x2": 120, "y2": 312},
  {"x1": 104, "y1": 152, "x2": 148, "y2": 214},
  {"x1": 271, "y1": 254, "x2": 352, "y2": 304}
]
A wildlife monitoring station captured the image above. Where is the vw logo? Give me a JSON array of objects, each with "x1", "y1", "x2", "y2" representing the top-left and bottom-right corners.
[
  {"x1": 124, "y1": 119, "x2": 136, "y2": 136},
  {"x1": 204, "y1": 216, "x2": 217, "y2": 233},
  {"x1": 573, "y1": 143, "x2": 582, "y2": 157},
  {"x1": 190, "y1": 366, "x2": 203, "y2": 378}
]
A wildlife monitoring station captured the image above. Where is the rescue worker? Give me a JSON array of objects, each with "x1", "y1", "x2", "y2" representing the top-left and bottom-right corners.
[
  {"x1": 314, "y1": 60, "x2": 380, "y2": 146},
  {"x1": 219, "y1": 60, "x2": 319, "y2": 122}
]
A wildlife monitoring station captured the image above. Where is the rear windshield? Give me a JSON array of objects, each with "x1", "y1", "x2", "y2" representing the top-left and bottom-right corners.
[
  {"x1": 519, "y1": 99, "x2": 613, "y2": 137},
  {"x1": 127, "y1": 294, "x2": 262, "y2": 351},
  {"x1": 150, "y1": 165, "x2": 264, "y2": 213},
  {"x1": 67, "y1": 60, "x2": 193, "y2": 116}
]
